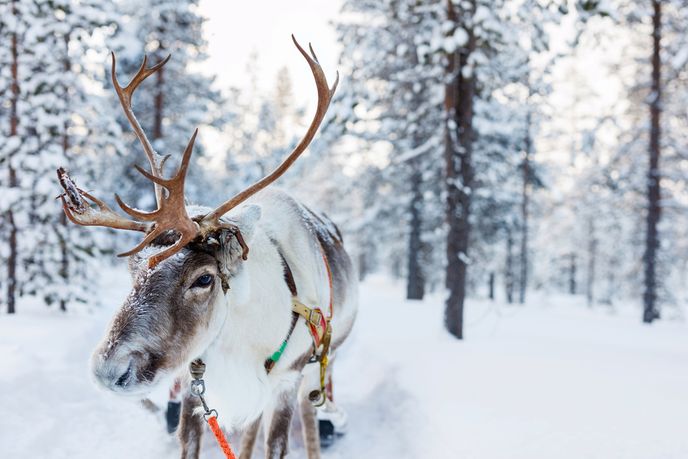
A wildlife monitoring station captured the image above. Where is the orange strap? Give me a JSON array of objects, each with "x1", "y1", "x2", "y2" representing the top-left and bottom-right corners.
[{"x1": 206, "y1": 415, "x2": 236, "y2": 459}]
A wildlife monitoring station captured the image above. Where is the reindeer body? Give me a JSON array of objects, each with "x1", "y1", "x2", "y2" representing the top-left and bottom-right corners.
[
  {"x1": 180, "y1": 189, "x2": 358, "y2": 457},
  {"x1": 89, "y1": 189, "x2": 356, "y2": 458},
  {"x1": 200, "y1": 189, "x2": 357, "y2": 421}
]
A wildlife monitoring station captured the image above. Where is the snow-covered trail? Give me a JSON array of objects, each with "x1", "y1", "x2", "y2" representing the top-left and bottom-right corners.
[{"x1": 1, "y1": 268, "x2": 687, "y2": 458}]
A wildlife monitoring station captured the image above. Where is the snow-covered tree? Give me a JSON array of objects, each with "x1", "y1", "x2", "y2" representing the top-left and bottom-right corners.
[
  {"x1": 0, "y1": 0, "x2": 125, "y2": 311},
  {"x1": 335, "y1": 0, "x2": 445, "y2": 299},
  {"x1": 109, "y1": 0, "x2": 222, "y2": 209}
]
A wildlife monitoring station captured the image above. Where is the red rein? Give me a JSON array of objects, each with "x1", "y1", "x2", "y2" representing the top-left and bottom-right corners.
[{"x1": 206, "y1": 415, "x2": 236, "y2": 459}]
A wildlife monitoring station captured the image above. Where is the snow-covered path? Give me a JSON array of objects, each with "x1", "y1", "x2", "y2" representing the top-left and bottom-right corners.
[{"x1": 1, "y1": 268, "x2": 687, "y2": 458}]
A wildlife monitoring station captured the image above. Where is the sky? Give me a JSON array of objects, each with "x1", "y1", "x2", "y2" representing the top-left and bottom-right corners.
[
  {"x1": 195, "y1": 0, "x2": 623, "y2": 183},
  {"x1": 198, "y1": 0, "x2": 342, "y2": 101}
]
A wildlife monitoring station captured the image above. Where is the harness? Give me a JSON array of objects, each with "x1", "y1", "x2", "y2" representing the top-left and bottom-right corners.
[
  {"x1": 264, "y1": 249, "x2": 333, "y2": 376},
  {"x1": 189, "y1": 242, "x2": 335, "y2": 459}
]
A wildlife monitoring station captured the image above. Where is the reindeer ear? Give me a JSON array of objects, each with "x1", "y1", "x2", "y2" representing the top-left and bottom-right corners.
[{"x1": 227, "y1": 204, "x2": 261, "y2": 242}]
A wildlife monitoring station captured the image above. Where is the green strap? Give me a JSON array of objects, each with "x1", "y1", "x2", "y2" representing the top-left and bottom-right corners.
[
  {"x1": 265, "y1": 339, "x2": 289, "y2": 373},
  {"x1": 270, "y1": 340, "x2": 288, "y2": 363}
]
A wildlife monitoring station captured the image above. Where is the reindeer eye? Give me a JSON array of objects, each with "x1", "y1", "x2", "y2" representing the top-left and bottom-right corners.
[{"x1": 191, "y1": 274, "x2": 214, "y2": 289}]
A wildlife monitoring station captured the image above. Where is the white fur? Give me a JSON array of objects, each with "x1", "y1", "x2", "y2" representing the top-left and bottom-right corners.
[{"x1": 196, "y1": 189, "x2": 358, "y2": 430}]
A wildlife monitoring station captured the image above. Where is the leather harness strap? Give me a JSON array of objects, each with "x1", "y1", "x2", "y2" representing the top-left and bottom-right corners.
[
  {"x1": 291, "y1": 298, "x2": 328, "y2": 348},
  {"x1": 280, "y1": 251, "x2": 298, "y2": 297},
  {"x1": 188, "y1": 241, "x2": 336, "y2": 459},
  {"x1": 264, "y1": 247, "x2": 332, "y2": 375},
  {"x1": 264, "y1": 252, "x2": 301, "y2": 373}
]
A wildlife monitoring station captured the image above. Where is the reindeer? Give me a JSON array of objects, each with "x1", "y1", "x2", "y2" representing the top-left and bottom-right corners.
[{"x1": 57, "y1": 37, "x2": 357, "y2": 459}]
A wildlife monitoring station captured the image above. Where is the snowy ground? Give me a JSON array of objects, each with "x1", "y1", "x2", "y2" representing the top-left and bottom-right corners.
[{"x1": 1, "y1": 266, "x2": 687, "y2": 459}]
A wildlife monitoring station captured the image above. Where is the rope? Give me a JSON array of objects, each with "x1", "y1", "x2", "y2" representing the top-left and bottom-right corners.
[
  {"x1": 206, "y1": 415, "x2": 237, "y2": 459},
  {"x1": 189, "y1": 359, "x2": 236, "y2": 459}
]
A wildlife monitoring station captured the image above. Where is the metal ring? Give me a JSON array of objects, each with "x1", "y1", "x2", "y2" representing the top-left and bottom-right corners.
[
  {"x1": 190, "y1": 379, "x2": 206, "y2": 396},
  {"x1": 204, "y1": 409, "x2": 219, "y2": 421},
  {"x1": 312, "y1": 392, "x2": 327, "y2": 407}
]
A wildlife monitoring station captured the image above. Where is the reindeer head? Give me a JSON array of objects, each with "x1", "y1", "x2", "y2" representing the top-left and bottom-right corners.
[
  {"x1": 58, "y1": 37, "x2": 337, "y2": 395},
  {"x1": 88, "y1": 204, "x2": 261, "y2": 395}
]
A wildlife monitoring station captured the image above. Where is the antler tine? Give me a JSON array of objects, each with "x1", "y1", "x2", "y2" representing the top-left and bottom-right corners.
[
  {"x1": 200, "y1": 36, "x2": 338, "y2": 230},
  {"x1": 129, "y1": 125, "x2": 198, "y2": 192},
  {"x1": 57, "y1": 168, "x2": 150, "y2": 232},
  {"x1": 111, "y1": 52, "x2": 171, "y2": 207},
  {"x1": 115, "y1": 194, "x2": 161, "y2": 221},
  {"x1": 171, "y1": 127, "x2": 198, "y2": 190},
  {"x1": 60, "y1": 195, "x2": 150, "y2": 232},
  {"x1": 117, "y1": 226, "x2": 165, "y2": 258},
  {"x1": 146, "y1": 230, "x2": 198, "y2": 268}
]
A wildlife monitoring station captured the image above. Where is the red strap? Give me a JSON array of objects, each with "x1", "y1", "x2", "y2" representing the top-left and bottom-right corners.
[
  {"x1": 307, "y1": 310, "x2": 328, "y2": 347},
  {"x1": 206, "y1": 415, "x2": 236, "y2": 459}
]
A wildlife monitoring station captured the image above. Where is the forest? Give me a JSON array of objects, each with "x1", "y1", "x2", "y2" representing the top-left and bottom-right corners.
[
  {"x1": 1, "y1": 1, "x2": 687, "y2": 458},
  {"x1": 2, "y1": 0, "x2": 687, "y2": 334}
]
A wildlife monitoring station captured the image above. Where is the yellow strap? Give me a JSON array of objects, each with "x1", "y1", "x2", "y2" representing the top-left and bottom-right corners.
[
  {"x1": 291, "y1": 298, "x2": 325, "y2": 339},
  {"x1": 291, "y1": 297, "x2": 333, "y2": 407}
]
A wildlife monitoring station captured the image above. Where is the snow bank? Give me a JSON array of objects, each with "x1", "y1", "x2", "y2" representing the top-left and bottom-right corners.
[{"x1": 1, "y1": 269, "x2": 687, "y2": 458}]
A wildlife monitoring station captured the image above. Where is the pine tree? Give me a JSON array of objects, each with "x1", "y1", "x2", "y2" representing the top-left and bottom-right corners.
[
  {"x1": 109, "y1": 0, "x2": 222, "y2": 209},
  {"x1": 335, "y1": 0, "x2": 445, "y2": 300},
  {"x1": 587, "y1": 0, "x2": 688, "y2": 319},
  {"x1": 0, "y1": 0, "x2": 125, "y2": 311},
  {"x1": 0, "y1": 0, "x2": 21, "y2": 313}
]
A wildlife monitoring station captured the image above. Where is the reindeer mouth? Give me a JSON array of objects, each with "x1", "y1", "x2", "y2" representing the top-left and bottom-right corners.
[{"x1": 114, "y1": 361, "x2": 133, "y2": 388}]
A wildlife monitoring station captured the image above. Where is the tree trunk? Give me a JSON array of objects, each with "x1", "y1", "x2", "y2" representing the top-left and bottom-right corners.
[
  {"x1": 358, "y1": 252, "x2": 367, "y2": 282},
  {"x1": 488, "y1": 272, "x2": 495, "y2": 301},
  {"x1": 643, "y1": 0, "x2": 662, "y2": 323},
  {"x1": 406, "y1": 167, "x2": 425, "y2": 300},
  {"x1": 59, "y1": 34, "x2": 70, "y2": 312},
  {"x1": 6, "y1": 0, "x2": 19, "y2": 314},
  {"x1": 505, "y1": 229, "x2": 514, "y2": 304},
  {"x1": 444, "y1": 1, "x2": 475, "y2": 339},
  {"x1": 405, "y1": 20, "x2": 426, "y2": 302},
  {"x1": 586, "y1": 219, "x2": 596, "y2": 307},
  {"x1": 519, "y1": 109, "x2": 531, "y2": 305},
  {"x1": 569, "y1": 253, "x2": 577, "y2": 295}
]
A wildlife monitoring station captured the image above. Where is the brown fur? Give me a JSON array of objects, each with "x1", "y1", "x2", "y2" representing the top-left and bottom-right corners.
[
  {"x1": 140, "y1": 398, "x2": 160, "y2": 413},
  {"x1": 298, "y1": 388, "x2": 321, "y2": 459},
  {"x1": 179, "y1": 394, "x2": 203, "y2": 459},
  {"x1": 97, "y1": 250, "x2": 220, "y2": 387},
  {"x1": 265, "y1": 397, "x2": 296, "y2": 459},
  {"x1": 239, "y1": 416, "x2": 262, "y2": 459}
]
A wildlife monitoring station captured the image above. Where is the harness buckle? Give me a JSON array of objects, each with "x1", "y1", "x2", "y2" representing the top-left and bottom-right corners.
[{"x1": 308, "y1": 308, "x2": 323, "y2": 327}]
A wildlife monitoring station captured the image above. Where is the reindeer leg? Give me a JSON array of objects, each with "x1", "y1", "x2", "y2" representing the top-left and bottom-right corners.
[
  {"x1": 298, "y1": 381, "x2": 321, "y2": 459},
  {"x1": 239, "y1": 415, "x2": 261, "y2": 459},
  {"x1": 263, "y1": 388, "x2": 297, "y2": 459},
  {"x1": 179, "y1": 393, "x2": 203, "y2": 459}
]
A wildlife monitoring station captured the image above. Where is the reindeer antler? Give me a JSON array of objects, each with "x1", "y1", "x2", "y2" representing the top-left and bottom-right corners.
[
  {"x1": 58, "y1": 37, "x2": 338, "y2": 268},
  {"x1": 58, "y1": 53, "x2": 199, "y2": 267},
  {"x1": 57, "y1": 168, "x2": 150, "y2": 232},
  {"x1": 111, "y1": 52, "x2": 171, "y2": 206},
  {"x1": 198, "y1": 35, "x2": 339, "y2": 233}
]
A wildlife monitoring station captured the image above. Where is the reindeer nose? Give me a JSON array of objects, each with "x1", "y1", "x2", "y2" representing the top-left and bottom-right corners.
[{"x1": 91, "y1": 351, "x2": 134, "y2": 391}]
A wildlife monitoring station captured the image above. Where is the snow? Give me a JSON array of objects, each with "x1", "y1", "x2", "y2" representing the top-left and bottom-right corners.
[{"x1": 1, "y1": 268, "x2": 688, "y2": 458}]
